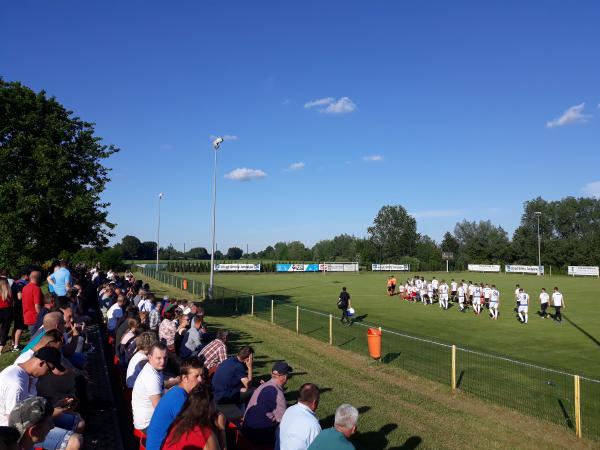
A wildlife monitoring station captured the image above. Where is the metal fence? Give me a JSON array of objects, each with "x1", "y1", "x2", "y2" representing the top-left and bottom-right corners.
[{"x1": 141, "y1": 267, "x2": 600, "y2": 442}]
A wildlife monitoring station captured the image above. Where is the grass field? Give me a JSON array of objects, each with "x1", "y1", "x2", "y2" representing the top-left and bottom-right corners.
[
  {"x1": 166, "y1": 270, "x2": 600, "y2": 378},
  {"x1": 136, "y1": 271, "x2": 600, "y2": 449}
]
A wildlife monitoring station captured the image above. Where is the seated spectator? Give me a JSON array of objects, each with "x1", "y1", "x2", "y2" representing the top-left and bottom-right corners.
[
  {"x1": 8, "y1": 397, "x2": 54, "y2": 450},
  {"x1": 145, "y1": 359, "x2": 204, "y2": 450},
  {"x1": 106, "y1": 295, "x2": 125, "y2": 333},
  {"x1": 199, "y1": 330, "x2": 228, "y2": 376},
  {"x1": 132, "y1": 343, "x2": 168, "y2": 432},
  {"x1": 173, "y1": 315, "x2": 190, "y2": 357},
  {"x1": 160, "y1": 385, "x2": 224, "y2": 450},
  {"x1": 139, "y1": 293, "x2": 153, "y2": 313},
  {"x1": 118, "y1": 317, "x2": 141, "y2": 354},
  {"x1": 277, "y1": 383, "x2": 321, "y2": 450},
  {"x1": 242, "y1": 361, "x2": 292, "y2": 446},
  {"x1": 179, "y1": 315, "x2": 204, "y2": 360},
  {"x1": 115, "y1": 305, "x2": 139, "y2": 346},
  {"x1": 21, "y1": 312, "x2": 64, "y2": 354},
  {"x1": 14, "y1": 330, "x2": 63, "y2": 365},
  {"x1": 158, "y1": 308, "x2": 177, "y2": 352},
  {"x1": 120, "y1": 324, "x2": 147, "y2": 366},
  {"x1": 0, "y1": 347, "x2": 83, "y2": 450},
  {"x1": 212, "y1": 346, "x2": 254, "y2": 406},
  {"x1": 307, "y1": 404, "x2": 359, "y2": 450},
  {"x1": 126, "y1": 332, "x2": 159, "y2": 389},
  {"x1": 32, "y1": 293, "x2": 56, "y2": 335}
]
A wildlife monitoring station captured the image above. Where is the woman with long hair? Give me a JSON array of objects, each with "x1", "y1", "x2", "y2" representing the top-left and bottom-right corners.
[
  {"x1": 0, "y1": 278, "x2": 13, "y2": 353},
  {"x1": 161, "y1": 384, "x2": 221, "y2": 450}
]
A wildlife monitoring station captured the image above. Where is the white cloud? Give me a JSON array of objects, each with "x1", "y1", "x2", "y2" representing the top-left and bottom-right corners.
[
  {"x1": 304, "y1": 96, "x2": 357, "y2": 114},
  {"x1": 322, "y1": 97, "x2": 357, "y2": 114},
  {"x1": 286, "y1": 162, "x2": 305, "y2": 171},
  {"x1": 583, "y1": 181, "x2": 600, "y2": 198},
  {"x1": 362, "y1": 154, "x2": 383, "y2": 162},
  {"x1": 546, "y1": 103, "x2": 591, "y2": 128},
  {"x1": 304, "y1": 97, "x2": 334, "y2": 108},
  {"x1": 209, "y1": 134, "x2": 239, "y2": 142},
  {"x1": 224, "y1": 168, "x2": 267, "y2": 182},
  {"x1": 410, "y1": 210, "x2": 461, "y2": 219}
]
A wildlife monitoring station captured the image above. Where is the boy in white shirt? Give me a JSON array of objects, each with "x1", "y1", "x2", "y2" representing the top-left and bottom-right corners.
[
  {"x1": 539, "y1": 288, "x2": 550, "y2": 319},
  {"x1": 551, "y1": 287, "x2": 565, "y2": 324}
]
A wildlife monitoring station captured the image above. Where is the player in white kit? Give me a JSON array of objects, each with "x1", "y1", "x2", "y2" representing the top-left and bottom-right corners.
[
  {"x1": 551, "y1": 287, "x2": 565, "y2": 324},
  {"x1": 517, "y1": 288, "x2": 529, "y2": 324},
  {"x1": 439, "y1": 280, "x2": 449, "y2": 309},
  {"x1": 457, "y1": 284, "x2": 466, "y2": 312},
  {"x1": 450, "y1": 279, "x2": 458, "y2": 303},
  {"x1": 483, "y1": 284, "x2": 492, "y2": 309},
  {"x1": 539, "y1": 288, "x2": 550, "y2": 319},
  {"x1": 472, "y1": 284, "x2": 482, "y2": 315},
  {"x1": 489, "y1": 284, "x2": 500, "y2": 319}
]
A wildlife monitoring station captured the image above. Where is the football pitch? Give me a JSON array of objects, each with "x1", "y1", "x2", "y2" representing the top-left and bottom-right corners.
[{"x1": 172, "y1": 270, "x2": 600, "y2": 378}]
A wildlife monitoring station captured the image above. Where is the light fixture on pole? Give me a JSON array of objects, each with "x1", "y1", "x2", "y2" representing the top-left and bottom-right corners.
[
  {"x1": 156, "y1": 193, "x2": 164, "y2": 272},
  {"x1": 534, "y1": 211, "x2": 542, "y2": 276},
  {"x1": 209, "y1": 137, "x2": 224, "y2": 298}
]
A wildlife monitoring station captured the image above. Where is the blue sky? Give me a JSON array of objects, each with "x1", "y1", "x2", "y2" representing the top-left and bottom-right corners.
[{"x1": 2, "y1": 1, "x2": 599, "y2": 252}]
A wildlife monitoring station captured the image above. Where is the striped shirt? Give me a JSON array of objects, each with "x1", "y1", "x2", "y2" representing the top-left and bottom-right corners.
[{"x1": 199, "y1": 339, "x2": 227, "y2": 370}]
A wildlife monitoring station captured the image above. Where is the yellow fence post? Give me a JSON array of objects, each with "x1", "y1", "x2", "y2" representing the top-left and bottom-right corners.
[
  {"x1": 271, "y1": 299, "x2": 274, "y2": 324},
  {"x1": 296, "y1": 306, "x2": 299, "y2": 333},
  {"x1": 329, "y1": 314, "x2": 333, "y2": 345},
  {"x1": 452, "y1": 345, "x2": 457, "y2": 390},
  {"x1": 251, "y1": 295, "x2": 254, "y2": 316},
  {"x1": 575, "y1": 375, "x2": 581, "y2": 438}
]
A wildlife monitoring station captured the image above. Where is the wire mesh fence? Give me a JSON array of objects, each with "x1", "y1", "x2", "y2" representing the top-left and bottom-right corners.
[{"x1": 140, "y1": 267, "x2": 600, "y2": 442}]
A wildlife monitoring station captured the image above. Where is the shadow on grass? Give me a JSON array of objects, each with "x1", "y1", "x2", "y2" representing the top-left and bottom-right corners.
[
  {"x1": 456, "y1": 370, "x2": 465, "y2": 389},
  {"x1": 558, "y1": 399, "x2": 573, "y2": 429},
  {"x1": 285, "y1": 386, "x2": 332, "y2": 404},
  {"x1": 352, "y1": 314, "x2": 369, "y2": 323},
  {"x1": 352, "y1": 423, "x2": 399, "y2": 449},
  {"x1": 320, "y1": 406, "x2": 371, "y2": 429},
  {"x1": 381, "y1": 352, "x2": 401, "y2": 364},
  {"x1": 389, "y1": 435, "x2": 423, "y2": 449},
  {"x1": 563, "y1": 314, "x2": 600, "y2": 347}
]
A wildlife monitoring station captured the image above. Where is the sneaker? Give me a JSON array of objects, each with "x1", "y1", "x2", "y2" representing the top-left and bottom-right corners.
[{"x1": 11, "y1": 346, "x2": 20, "y2": 353}]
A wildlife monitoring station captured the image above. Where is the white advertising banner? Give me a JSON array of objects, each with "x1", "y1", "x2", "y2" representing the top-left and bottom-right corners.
[
  {"x1": 214, "y1": 263, "x2": 261, "y2": 272},
  {"x1": 505, "y1": 265, "x2": 544, "y2": 275},
  {"x1": 319, "y1": 262, "x2": 359, "y2": 272},
  {"x1": 468, "y1": 264, "x2": 501, "y2": 273},
  {"x1": 568, "y1": 266, "x2": 600, "y2": 277},
  {"x1": 372, "y1": 264, "x2": 411, "y2": 271}
]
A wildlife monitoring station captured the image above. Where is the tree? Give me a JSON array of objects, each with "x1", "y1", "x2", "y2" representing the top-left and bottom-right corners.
[
  {"x1": 139, "y1": 241, "x2": 157, "y2": 260},
  {"x1": 186, "y1": 247, "x2": 210, "y2": 260},
  {"x1": 415, "y1": 235, "x2": 441, "y2": 271},
  {"x1": 454, "y1": 220, "x2": 510, "y2": 265},
  {"x1": 226, "y1": 247, "x2": 243, "y2": 260},
  {"x1": 0, "y1": 80, "x2": 118, "y2": 270},
  {"x1": 367, "y1": 205, "x2": 418, "y2": 261},
  {"x1": 440, "y1": 232, "x2": 459, "y2": 254},
  {"x1": 120, "y1": 235, "x2": 142, "y2": 259}
]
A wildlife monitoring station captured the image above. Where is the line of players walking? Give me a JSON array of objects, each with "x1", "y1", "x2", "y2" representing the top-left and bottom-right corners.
[{"x1": 386, "y1": 276, "x2": 566, "y2": 324}]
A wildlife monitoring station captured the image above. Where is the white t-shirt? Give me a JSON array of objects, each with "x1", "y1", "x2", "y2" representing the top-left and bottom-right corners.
[
  {"x1": 439, "y1": 284, "x2": 448, "y2": 294},
  {"x1": 427, "y1": 284, "x2": 433, "y2": 294},
  {"x1": 450, "y1": 282, "x2": 458, "y2": 292},
  {"x1": 491, "y1": 289, "x2": 500, "y2": 303},
  {"x1": 483, "y1": 287, "x2": 492, "y2": 299},
  {"x1": 457, "y1": 287, "x2": 465, "y2": 298},
  {"x1": 13, "y1": 349, "x2": 34, "y2": 365},
  {"x1": 514, "y1": 288, "x2": 520, "y2": 299},
  {"x1": 0, "y1": 365, "x2": 37, "y2": 426},
  {"x1": 107, "y1": 303, "x2": 124, "y2": 331},
  {"x1": 126, "y1": 352, "x2": 149, "y2": 389},
  {"x1": 552, "y1": 292, "x2": 563, "y2": 306},
  {"x1": 132, "y1": 363, "x2": 163, "y2": 430},
  {"x1": 473, "y1": 287, "x2": 482, "y2": 298},
  {"x1": 432, "y1": 279, "x2": 439, "y2": 289},
  {"x1": 277, "y1": 402, "x2": 321, "y2": 450},
  {"x1": 415, "y1": 279, "x2": 423, "y2": 289},
  {"x1": 540, "y1": 292, "x2": 550, "y2": 304},
  {"x1": 518, "y1": 293, "x2": 529, "y2": 306},
  {"x1": 138, "y1": 299, "x2": 153, "y2": 313}
]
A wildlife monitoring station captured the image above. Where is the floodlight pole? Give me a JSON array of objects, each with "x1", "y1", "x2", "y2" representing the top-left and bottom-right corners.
[
  {"x1": 209, "y1": 138, "x2": 224, "y2": 298},
  {"x1": 156, "y1": 193, "x2": 163, "y2": 272},
  {"x1": 535, "y1": 211, "x2": 542, "y2": 276}
]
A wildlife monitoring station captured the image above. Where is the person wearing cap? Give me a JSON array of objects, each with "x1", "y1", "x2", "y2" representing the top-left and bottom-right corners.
[
  {"x1": 241, "y1": 361, "x2": 292, "y2": 446},
  {"x1": 277, "y1": 383, "x2": 321, "y2": 450},
  {"x1": 0, "y1": 347, "x2": 83, "y2": 450},
  {"x1": 8, "y1": 396, "x2": 54, "y2": 450}
]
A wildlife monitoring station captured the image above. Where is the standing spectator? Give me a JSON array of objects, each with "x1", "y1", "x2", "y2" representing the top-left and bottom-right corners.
[
  {"x1": 539, "y1": 288, "x2": 550, "y2": 319},
  {"x1": 160, "y1": 385, "x2": 223, "y2": 450},
  {"x1": 199, "y1": 330, "x2": 229, "y2": 375},
  {"x1": 22, "y1": 271, "x2": 42, "y2": 336},
  {"x1": 132, "y1": 343, "x2": 168, "y2": 432},
  {"x1": 337, "y1": 287, "x2": 352, "y2": 325},
  {"x1": 10, "y1": 269, "x2": 29, "y2": 352},
  {"x1": 242, "y1": 361, "x2": 292, "y2": 446},
  {"x1": 126, "y1": 332, "x2": 158, "y2": 389},
  {"x1": 308, "y1": 404, "x2": 358, "y2": 450},
  {"x1": 212, "y1": 346, "x2": 254, "y2": 406},
  {"x1": 145, "y1": 359, "x2": 204, "y2": 450},
  {"x1": 277, "y1": 383, "x2": 321, "y2": 450},
  {"x1": 46, "y1": 260, "x2": 71, "y2": 297},
  {"x1": 8, "y1": 397, "x2": 54, "y2": 450},
  {"x1": 552, "y1": 287, "x2": 565, "y2": 323},
  {"x1": 179, "y1": 315, "x2": 204, "y2": 360},
  {"x1": 0, "y1": 279, "x2": 13, "y2": 353},
  {"x1": 148, "y1": 297, "x2": 161, "y2": 332}
]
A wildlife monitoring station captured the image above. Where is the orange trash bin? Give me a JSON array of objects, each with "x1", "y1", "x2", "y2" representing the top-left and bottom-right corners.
[
  {"x1": 183, "y1": 279, "x2": 188, "y2": 290},
  {"x1": 367, "y1": 327, "x2": 382, "y2": 359}
]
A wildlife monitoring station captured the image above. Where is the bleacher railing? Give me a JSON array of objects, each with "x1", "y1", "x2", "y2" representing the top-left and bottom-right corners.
[{"x1": 140, "y1": 267, "x2": 600, "y2": 442}]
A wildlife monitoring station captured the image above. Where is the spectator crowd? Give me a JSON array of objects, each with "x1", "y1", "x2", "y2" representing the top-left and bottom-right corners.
[{"x1": 0, "y1": 262, "x2": 360, "y2": 450}]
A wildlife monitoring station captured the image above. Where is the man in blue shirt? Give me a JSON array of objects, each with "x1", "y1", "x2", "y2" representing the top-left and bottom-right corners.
[
  {"x1": 308, "y1": 404, "x2": 358, "y2": 450},
  {"x1": 179, "y1": 314, "x2": 205, "y2": 360},
  {"x1": 212, "y1": 345, "x2": 254, "y2": 405},
  {"x1": 47, "y1": 260, "x2": 71, "y2": 297},
  {"x1": 145, "y1": 359, "x2": 203, "y2": 450}
]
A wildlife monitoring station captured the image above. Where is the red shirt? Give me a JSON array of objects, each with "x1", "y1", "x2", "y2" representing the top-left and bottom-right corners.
[
  {"x1": 0, "y1": 296, "x2": 10, "y2": 309},
  {"x1": 22, "y1": 283, "x2": 42, "y2": 325},
  {"x1": 161, "y1": 425, "x2": 212, "y2": 450}
]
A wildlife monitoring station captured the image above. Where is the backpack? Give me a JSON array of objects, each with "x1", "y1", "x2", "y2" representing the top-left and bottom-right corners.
[{"x1": 337, "y1": 299, "x2": 344, "y2": 309}]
